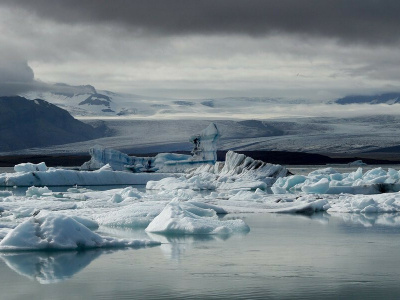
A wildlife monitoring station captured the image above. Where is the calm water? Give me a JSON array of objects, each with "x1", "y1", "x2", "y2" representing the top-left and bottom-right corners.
[{"x1": 1, "y1": 213, "x2": 400, "y2": 299}]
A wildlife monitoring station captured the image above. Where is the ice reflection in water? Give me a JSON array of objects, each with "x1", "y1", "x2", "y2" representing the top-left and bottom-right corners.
[
  {"x1": 0, "y1": 250, "x2": 103, "y2": 284},
  {"x1": 333, "y1": 212, "x2": 400, "y2": 227},
  {"x1": 147, "y1": 232, "x2": 237, "y2": 261}
]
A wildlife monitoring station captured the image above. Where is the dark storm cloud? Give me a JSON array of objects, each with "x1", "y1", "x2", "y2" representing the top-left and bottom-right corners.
[
  {"x1": 0, "y1": 57, "x2": 35, "y2": 96},
  {"x1": 4, "y1": 0, "x2": 400, "y2": 44},
  {"x1": 0, "y1": 52, "x2": 95, "y2": 96}
]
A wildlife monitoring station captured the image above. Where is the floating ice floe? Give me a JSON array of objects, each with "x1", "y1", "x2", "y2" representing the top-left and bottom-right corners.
[
  {"x1": 348, "y1": 160, "x2": 367, "y2": 166},
  {"x1": 147, "y1": 151, "x2": 288, "y2": 191},
  {"x1": 26, "y1": 186, "x2": 52, "y2": 197},
  {"x1": 0, "y1": 214, "x2": 160, "y2": 251},
  {"x1": 0, "y1": 166, "x2": 173, "y2": 187},
  {"x1": 95, "y1": 201, "x2": 166, "y2": 228},
  {"x1": 81, "y1": 123, "x2": 220, "y2": 172},
  {"x1": 272, "y1": 167, "x2": 400, "y2": 195},
  {"x1": 209, "y1": 190, "x2": 331, "y2": 214},
  {"x1": 209, "y1": 187, "x2": 400, "y2": 214},
  {"x1": 328, "y1": 193, "x2": 400, "y2": 213},
  {"x1": 146, "y1": 199, "x2": 249, "y2": 235},
  {"x1": 14, "y1": 162, "x2": 47, "y2": 172}
]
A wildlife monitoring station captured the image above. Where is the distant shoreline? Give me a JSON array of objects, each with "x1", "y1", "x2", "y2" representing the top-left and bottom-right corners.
[{"x1": 1, "y1": 150, "x2": 400, "y2": 168}]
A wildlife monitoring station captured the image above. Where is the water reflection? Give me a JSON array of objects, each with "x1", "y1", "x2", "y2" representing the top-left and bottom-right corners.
[
  {"x1": 290, "y1": 211, "x2": 331, "y2": 224},
  {"x1": 332, "y1": 212, "x2": 400, "y2": 228},
  {"x1": 147, "y1": 232, "x2": 245, "y2": 261},
  {"x1": 0, "y1": 249, "x2": 104, "y2": 284}
]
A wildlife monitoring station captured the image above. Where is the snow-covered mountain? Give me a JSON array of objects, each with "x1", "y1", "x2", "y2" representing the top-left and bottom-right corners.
[
  {"x1": 21, "y1": 83, "x2": 315, "y2": 119},
  {"x1": 335, "y1": 92, "x2": 400, "y2": 105}
]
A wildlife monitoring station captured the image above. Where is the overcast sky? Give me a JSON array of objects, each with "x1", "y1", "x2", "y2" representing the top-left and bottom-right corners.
[{"x1": 1, "y1": 0, "x2": 400, "y2": 100}]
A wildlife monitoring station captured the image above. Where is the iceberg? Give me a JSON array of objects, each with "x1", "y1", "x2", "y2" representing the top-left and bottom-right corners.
[
  {"x1": 189, "y1": 122, "x2": 219, "y2": 162},
  {"x1": 81, "y1": 122, "x2": 220, "y2": 172},
  {"x1": 95, "y1": 201, "x2": 166, "y2": 228},
  {"x1": 14, "y1": 162, "x2": 47, "y2": 172},
  {"x1": 81, "y1": 145, "x2": 156, "y2": 172},
  {"x1": 147, "y1": 151, "x2": 289, "y2": 191},
  {"x1": 272, "y1": 167, "x2": 400, "y2": 195},
  {"x1": 145, "y1": 200, "x2": 249, "y2": 235},
  {"x1": 0, "y1": 167, "x2": 174, "y2": 187},
  {"x1": 348, "y1": 160, "x2": 367, "y2": 166},
  {"x1": 0, "y1": 214, "x2": 160, "y2": 251}
]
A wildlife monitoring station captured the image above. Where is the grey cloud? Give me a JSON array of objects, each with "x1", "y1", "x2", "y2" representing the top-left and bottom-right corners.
[
  {"x1": 3, "y1": 0, "x2": 400, "y2": 44},
  {"x1": 0, "y1": 52, "x2": 96, "y2": 96},
  {"x1": 0, "y1": 57, "x2": 35, "y2": 96}
]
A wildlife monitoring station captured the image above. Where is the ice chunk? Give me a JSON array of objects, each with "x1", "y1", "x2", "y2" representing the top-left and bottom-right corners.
[
  {"x1": 348, "y1": 160, "x2": 367, "y2": 166},
  {"x1": 0, "y1": 191, "x2": 13, "y2": 197},
  {"x1": 26, "y1": 186, "x2": 52, "y2": 197},
  {"x1": 108, "y1": 186, "x2": 143, "y2": 203},
  {"x1": 271, "y1": 175, "x2": 307, "y2": 194},
  {"x1": 189, "y1": 122, "x2": 219, "y2": 163},
  {"x1": 14, "y1": 162, "x2": 47, "y2": 173},
  {"x1": 0, "y1": 214, "x2": 160, "y2": 251},
  {"x1": 81, "y1": 123, "x2": 220, "y2": 172},
  {"x1": 95, "y1": 202, "x2": 165, "y2": 228},
  {"x1": 70, "y1": 216, "x2": 99, "y2": 230},
  {"x1": 0, "y1": 168, "x2": 173, "y2": 187},
  {"x1": 271, "y1": 167, "x2": 400, "y2": 195},
  {"x1": 213, "y1": 190, "x2": 331, "y2": 214},
  {"x1": 328, "y1": 193, "x2": 400, "y2": 213},
  {"x1": 301, "y1": 178, "x2": 330, "y2": 194},
  {"x1": 81, "y1": 145, "x2": 155, "y2": 172},
  {"x1": 146, "y1": 200, "x2": 249, "y2": 235},
  {"x1": 147, "y1": 151, "x2": 288, "y2": 191}
]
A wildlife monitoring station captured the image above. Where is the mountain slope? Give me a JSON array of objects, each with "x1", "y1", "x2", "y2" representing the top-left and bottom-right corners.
[
  {"x1": 0, "y1": 96, "x2": 106, "y2": 151},
  {"x1": 21, "y1": 83, "x2": 316, "y2": 118},
  {"x1": 336, "y1": 92, "x2": 400, "y2": 105}
]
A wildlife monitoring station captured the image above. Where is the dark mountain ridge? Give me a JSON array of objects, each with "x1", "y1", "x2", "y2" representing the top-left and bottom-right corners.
[
  {"x1": 0, "y1": 96, "x2": 106, "y2": 152},
  {"x1": 336, "y1": 92, "x2": 400, "y2": 105}
]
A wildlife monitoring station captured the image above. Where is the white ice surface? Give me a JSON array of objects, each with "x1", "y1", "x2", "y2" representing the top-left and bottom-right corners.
[
  {"x1": 0, "y1": 214, "x2": 160, "y2": 251},
  {"x1": 145, "y1": 199, "x2": 249, "y2": 235},
  {"x1": 81, "y1": 123, "x2": 219, "y2": 172},
  {"x1": 14, "y1": 162, "x2": 47, "y2": 173},
  {"x1": 0, "y1": 167, "x2": 175, "y2": 187},
  {"x1": 2, "y1": 164, "x2": 400, "y2": 255},
  {"x1": 147, "y1": 151, "x2": 288, "y2": 191},
  {"x1": 272, "y1": 167, "x2": 400, "y2": 195}
]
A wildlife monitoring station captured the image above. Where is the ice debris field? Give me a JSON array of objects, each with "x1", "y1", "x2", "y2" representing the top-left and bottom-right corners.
[{"x1": 2, "y1": 123, "x2": 400, "y2": 252}]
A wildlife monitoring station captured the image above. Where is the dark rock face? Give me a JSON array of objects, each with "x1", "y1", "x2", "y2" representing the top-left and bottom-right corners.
[
  {"x1": 0, "y1": 96, "x2": 106, "y2": 151},
  {"x1": 78, "y1": 93, "x2": 112, "y2": 107},
  {"x1": 336, "y1": 93, "x2": 400, "y2": 105}
]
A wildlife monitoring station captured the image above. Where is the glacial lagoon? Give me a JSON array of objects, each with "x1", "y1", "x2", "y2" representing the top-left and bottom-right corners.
[
  {"x1": 2, "y1": 164, "x2": 400, "y2": 299},
  {"x1": 1, "y1": 212, "x2": 400, "y2": 299}
]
